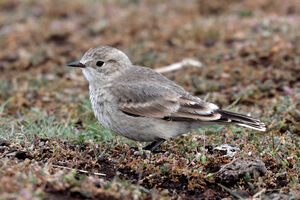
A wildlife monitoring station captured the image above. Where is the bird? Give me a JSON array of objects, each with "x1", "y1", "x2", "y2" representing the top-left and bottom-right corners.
[{"x1": 67, "y1": 46, "x2": 266, "y2": 152}]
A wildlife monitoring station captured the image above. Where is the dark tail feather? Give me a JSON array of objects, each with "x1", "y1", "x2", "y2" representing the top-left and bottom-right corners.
[{"x1": 216, "y1": 109, "x2": 266, "y2": 131}]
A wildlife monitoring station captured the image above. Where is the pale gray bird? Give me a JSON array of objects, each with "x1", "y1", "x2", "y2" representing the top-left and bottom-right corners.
[{"x1": 68, "y1": 46, "x2": 266, "y2": 151}]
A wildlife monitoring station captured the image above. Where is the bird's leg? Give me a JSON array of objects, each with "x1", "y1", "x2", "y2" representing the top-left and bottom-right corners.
[{"x1": 143, "y1": 139, "x2": 165, "y2": 152}]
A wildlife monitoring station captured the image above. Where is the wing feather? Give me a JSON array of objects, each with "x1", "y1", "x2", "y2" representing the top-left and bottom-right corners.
[
  {"x1": 109, "y1": 67, "x2": 265, "y2": 131},
  {"x1": 114, "y1": 83, "x2": 220, "y2": 121}
]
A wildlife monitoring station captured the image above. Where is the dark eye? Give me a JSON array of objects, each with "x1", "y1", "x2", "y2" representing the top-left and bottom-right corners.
[{"x1": 96, "y1": 61, "x2": 104, "y2": 67}]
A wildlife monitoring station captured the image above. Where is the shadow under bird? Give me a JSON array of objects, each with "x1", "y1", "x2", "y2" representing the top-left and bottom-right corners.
[{"x1": 67, "y1": 46, "x2": 266, "y2": 152}]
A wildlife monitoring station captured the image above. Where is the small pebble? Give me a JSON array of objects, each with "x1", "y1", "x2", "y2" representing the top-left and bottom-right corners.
[
  {"x1": 0, "y1": 140, "x2": 9, "y2": 146},
  {"x1": 0, "y1": 147, "x2": 6, "y2": 153},
  {"x1": 97, "y1": 156, "x2": 106, "y2": 163},
  {"x1": 15, "y1": 151, "x2": 29, "y2": 160},
  {"x1": 235, "y1": 190, "x2": 250, "y2": 198}
]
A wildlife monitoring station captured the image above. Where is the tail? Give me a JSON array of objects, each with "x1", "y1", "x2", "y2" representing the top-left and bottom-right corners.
[{"x1": 215, "y1": 109, "x2": 266, "y2": 131}]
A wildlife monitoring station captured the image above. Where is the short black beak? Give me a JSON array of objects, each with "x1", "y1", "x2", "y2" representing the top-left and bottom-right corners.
[{"x1": 67, "y1": 61, "x2": 86, "y2": 68}]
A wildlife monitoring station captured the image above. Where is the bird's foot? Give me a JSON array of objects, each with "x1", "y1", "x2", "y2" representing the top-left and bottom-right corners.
[{"x1": 143, "y1": 139, "x2": 166, "y2": 152}]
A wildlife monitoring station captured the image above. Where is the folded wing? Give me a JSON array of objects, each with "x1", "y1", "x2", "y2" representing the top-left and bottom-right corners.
[
  {"x1": 112, "y1": 82, "x2": 266, "y2": 131},
  {"x1": 113, "y1": 83, "x2": 222, "y2": 121}
]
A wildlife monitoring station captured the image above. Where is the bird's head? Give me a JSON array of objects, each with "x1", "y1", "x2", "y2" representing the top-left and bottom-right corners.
[{"x1": 68, "y1": 46, "x2": 132, "y2": 83}]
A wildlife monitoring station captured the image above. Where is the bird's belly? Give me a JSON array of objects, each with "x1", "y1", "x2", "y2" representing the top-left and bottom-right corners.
[
  {"x1": 92, "y1": 104, "x2": 186, "y2": 142},
  {"x1": 89, "y1": 89, "x2": 189, "y2": 142},
  {"x1": 92, "y1": 103, "x2": 115, "y2": 131}
]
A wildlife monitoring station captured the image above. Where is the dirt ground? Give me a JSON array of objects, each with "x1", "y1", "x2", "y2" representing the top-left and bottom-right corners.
[{"x1": 0, "y1": 0, "x2": 299, "y2": 199}]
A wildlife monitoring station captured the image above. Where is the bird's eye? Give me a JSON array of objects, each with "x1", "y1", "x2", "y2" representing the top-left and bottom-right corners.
[{"x1": 96, "y1": 61, "x2": 104, "y2": 67}]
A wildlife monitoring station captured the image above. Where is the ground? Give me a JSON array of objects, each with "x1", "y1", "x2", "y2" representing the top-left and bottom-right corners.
[{"x1": 0, "y1": 0, "x2": 299, "y2": 199}]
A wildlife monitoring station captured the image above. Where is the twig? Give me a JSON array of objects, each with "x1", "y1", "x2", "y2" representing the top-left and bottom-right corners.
[
  {"x1": 225, "y1": 95, "x2": 242, "y2": 110},
  {"x1": 252, "y1": 188, "x2": 266, "y2": 199},
  {"x1": 52, "y1": 164, "x2": 106, "y2": 176},
  {"x1": 218, "y1": 184, "x2": 244, "y2": 200},
  {"x1": 155, "y1": 58, "x2": 202, "y2": 73}
]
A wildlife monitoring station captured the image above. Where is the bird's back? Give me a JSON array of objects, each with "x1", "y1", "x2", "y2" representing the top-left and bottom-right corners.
[{"x1": 117, "y1": 66, "x2": 196, "y2": 99}]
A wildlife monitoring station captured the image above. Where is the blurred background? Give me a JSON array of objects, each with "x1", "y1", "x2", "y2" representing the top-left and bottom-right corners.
[
  {"x1": 1, "y1": 0, "x2": 299, "y2": 117},
  {"x1": 0, "y1": 0, "x2": 299, "y2": 199}
]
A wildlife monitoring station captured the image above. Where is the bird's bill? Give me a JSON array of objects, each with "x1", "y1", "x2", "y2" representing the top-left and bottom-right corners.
[{"x1": 67, "y1": 61, "x2": 86, "y2": 68}]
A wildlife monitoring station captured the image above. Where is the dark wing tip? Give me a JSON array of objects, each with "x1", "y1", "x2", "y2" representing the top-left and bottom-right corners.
[{"x1": 216, "y1": 109, "x2": 266, "y2": 132}]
